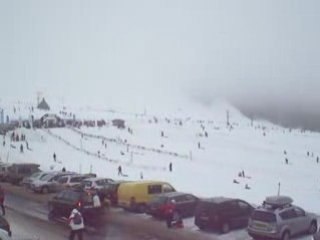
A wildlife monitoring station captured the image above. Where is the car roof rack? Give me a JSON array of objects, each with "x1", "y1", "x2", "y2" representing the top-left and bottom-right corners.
[{"x1": 262, "y1": 196, "x2": 293, "y2": 210}]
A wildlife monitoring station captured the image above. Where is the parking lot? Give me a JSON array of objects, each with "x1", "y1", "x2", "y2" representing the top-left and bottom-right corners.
[{"x1": 2, "y1": 182, "x2": 317, "y2": 240}]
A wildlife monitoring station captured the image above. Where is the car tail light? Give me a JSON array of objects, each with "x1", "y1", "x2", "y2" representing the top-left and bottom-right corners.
[
  {"x1": 163, "y1": 203, "x2": 175, "y2": 214},
  {"x1": 266, "y1": 223, "x2": 277, "y2": 233}
]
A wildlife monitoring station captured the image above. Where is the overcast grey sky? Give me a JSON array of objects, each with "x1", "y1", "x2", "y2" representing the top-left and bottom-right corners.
[{"x1": 1, "y1": 0, "x2": 320, "y2": 127}]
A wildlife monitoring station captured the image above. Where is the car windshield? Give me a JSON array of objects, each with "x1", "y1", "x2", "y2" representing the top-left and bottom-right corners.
[
  {"x1": 30, "y1": 172, "x2": 42, "y2": 178},
  {"x1": 197, "y1": 201, "x2": 217, "y2": 212},
  {"x1": 252, "y1": 211, "x2": 277, "y2": 223},
  {"x1": 96, "y1": 179, "x2": 111, "y2": 186}
]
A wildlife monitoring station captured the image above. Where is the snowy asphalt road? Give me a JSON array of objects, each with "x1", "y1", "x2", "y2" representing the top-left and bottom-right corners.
[
  {"x1": 2, "y1": 184, "x2": 315, "y2": 240},
  {"x1": 4, "y1": 191, "x2": 160, "y2": 240},
  {"x1": 6, "y1": 207, "x2": 160, "y2": 240}
]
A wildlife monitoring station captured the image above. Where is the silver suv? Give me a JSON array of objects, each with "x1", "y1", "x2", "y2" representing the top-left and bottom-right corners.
[
  {"x1": 32, "y1": 172, "x2": 76, "y2": 194},
  {"x1": 248, "y1": 196, "x2": 317, "y2": 240}
]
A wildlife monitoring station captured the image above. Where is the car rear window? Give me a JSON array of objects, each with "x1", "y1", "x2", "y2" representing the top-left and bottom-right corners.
[
  {"x1": 83, "y1": 181, "x2": 92, "y2": 187},
  {"x1": 151, "y1": 196, "x2": 168, "y2": 204},
  {"x1": 70, "y1": 177, "x2": 84, "y2": 183},
  {"x1": 96, "y1": 179, "x2": 108, "y2": 186},
  {"x1": 196, "y1": 201, "x2": 218, "y2": 213},
  {"x1": 63, "y1": 191, "x2": 81, "y2": 201},
  {"x1": 252, "y1": 211, "x2": 276, "y2": 223}
]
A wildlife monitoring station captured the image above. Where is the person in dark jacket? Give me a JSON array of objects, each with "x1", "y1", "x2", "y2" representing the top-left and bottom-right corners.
[
  {"x1": 118, "y1": 165, "x2": 122, "y2": 176},
  {"x1": 68, "y1": 207, "x2": 84, "y2": 240},
  {"x1": 166, "y1": 199, "x2": 183, "y2": 228},
  {"x1": 0, "y1": 185, "x2": 5, "y2": 215}
]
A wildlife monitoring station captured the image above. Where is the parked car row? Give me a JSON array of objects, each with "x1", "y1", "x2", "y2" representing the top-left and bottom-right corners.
[
  {"x1": 1, "y1": 161, "x2": 318, "y2": 239},
  {"x1": 112, "y1": 180, "x2": 319, "y2": 239}
]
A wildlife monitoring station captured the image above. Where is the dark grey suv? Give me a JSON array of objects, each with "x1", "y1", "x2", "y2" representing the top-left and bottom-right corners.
[{"x1": 195, "y1": 197, "x2": 254, "y2": 233}]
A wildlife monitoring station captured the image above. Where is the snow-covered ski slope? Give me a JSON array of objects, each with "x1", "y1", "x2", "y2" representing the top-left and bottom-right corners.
[{"x1": 1, "y1": 100, "x2": 320, "y2": 215}]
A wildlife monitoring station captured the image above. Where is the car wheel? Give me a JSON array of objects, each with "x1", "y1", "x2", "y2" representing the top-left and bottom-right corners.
[
  {"x1": 137, "y1": 204, "x2": 146, "y2": 213},
  {"x1": 198, "y1": 223, "x2": 205, "y2": 230},
  {"x1": 281, "y1": 231, "x2": 290, "y2": 240},
  {"x1": 48, "y1": 203, "x2": 54, "y2": 211},
  {"x1": 221, "y1": 222, "x2": 230, "y2": 234},
  {"x1": 48, "y1": 204, "x2": 55, "y2": 220},
  {"x1": 41, "y1": 186, "x2": 49, "y2": 194},
  {"x1": 309, "y1": 221, "x2": 318, "y2": 234}
]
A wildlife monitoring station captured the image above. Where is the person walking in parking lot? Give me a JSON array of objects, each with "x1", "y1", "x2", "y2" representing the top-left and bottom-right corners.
[
  {"x1": 0, "y1": 185, "x2": 5, "y2": 215},
  {"x1": 93, "y1": 190, "x2": 101, "y2": 208},
  {"x1": 68, "y1": 207, "x2": 84, "y2": 240}
]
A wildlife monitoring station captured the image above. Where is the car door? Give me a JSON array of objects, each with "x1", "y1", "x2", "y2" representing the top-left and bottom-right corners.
[
  {"x1": 51, "y1": 191, "x2": 67, "y2": 217},
  {"x1": 173, "y1": 195, "x2": 187, "y2": 217},
  {"x1": 280, "y1": 208, "x2": 299, "y2": 235},
  {"x1": 47, "y1": 175, "x2": 59, "y2": 192},
  {"x1": 56, "y1": 176, "x2": 68, "y2": 191},
  {"x1": 237, "y1": 200, "x2": 252, "y2": 227},
  {"x1": 182, "y1": 194, "x2": 198, "y2": 217},
  {"x1": 220, "y1": 201, "x2": 238, "y2": 228},
  {"x1": 225, "y1": 201, "x2": 242, "y2": 228},
  {"x1": 293, "y1": 207, "x2": 310, "y2": 234},
  {"x1": 62, "y1": 191, "x2": 79, "y2": 218}
]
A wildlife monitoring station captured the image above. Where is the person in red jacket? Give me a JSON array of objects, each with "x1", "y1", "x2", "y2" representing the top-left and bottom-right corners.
[{"x1": 0, "y1": 185, "x2": 5, "y2": 215}]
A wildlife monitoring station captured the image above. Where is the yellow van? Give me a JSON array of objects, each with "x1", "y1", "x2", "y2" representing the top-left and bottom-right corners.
[{"x1": 117, "y1": 180, "x2": 175, "y2": 212}]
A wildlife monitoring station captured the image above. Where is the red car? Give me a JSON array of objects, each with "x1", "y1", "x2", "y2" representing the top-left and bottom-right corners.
[{"x1": 146, "y1": 192, "x2": 199, "y2": 219}]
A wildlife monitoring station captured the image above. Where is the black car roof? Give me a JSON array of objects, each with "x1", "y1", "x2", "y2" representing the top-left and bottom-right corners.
[
  {"x1": 112, "y1": 180, "x2": 131, "y2": 185},
  {"x1": 200, "y1": 197, "x2": 234, "y2": 204},
  {"x1": 155, "y1": 192, "x2": 189, "y2": 198}
]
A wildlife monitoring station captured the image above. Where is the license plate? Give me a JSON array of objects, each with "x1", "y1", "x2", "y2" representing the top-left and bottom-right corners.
[{"x1": 254, "y1": 222, "x2": 267, "y2": 228}]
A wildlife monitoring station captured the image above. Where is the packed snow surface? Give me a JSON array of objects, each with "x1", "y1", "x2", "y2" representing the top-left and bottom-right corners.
[{"x1": 1, "y1": 100, "x2": 320, "y2": 217}]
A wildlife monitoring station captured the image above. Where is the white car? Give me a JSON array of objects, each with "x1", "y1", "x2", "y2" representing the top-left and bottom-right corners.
[
  {"x1": 22, "y1": 171, "x2": 50, "y2": 189},
  {"x1": 56, "y1": 174, "x2": 96, "y2": 189},
  {"x1": 82, "y1": 177, "x2": 114, "y2": 191}
]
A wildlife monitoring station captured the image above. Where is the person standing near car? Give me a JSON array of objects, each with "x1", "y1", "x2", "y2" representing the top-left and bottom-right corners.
[
  {"x1": 0, "y1": 185, "x2": 5, "y2": 215},
  {"x1": 68, "y1": 207, "x2": 84, "y2": 240},
  {"x1": 93, "y1": 190, "x2": 101, "y2": 208},
  {"x1": 166, "y1": 199, "x2": 176, "y2": 228}
]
